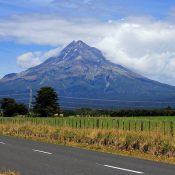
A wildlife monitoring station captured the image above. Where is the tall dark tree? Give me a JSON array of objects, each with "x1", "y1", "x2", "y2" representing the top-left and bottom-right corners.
[{"x1": 33, "y1": 87, "x2": 60, "y2": 117}]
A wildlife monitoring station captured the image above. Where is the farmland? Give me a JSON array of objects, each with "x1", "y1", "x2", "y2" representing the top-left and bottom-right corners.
[{"x1": 0, "y1": 116, "x2": 175, "y2": 136}]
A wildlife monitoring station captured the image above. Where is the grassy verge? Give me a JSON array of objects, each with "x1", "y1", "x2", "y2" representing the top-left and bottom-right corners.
[
  {"x1": 0, "y1": 122, "x2": 175, "y2": 164},
  {"x1": 0, "y1": 171, "x2": 19, "y2": 175},
  {"x1": 0, "y1": 117, "x2": 175, "y2": 135}
]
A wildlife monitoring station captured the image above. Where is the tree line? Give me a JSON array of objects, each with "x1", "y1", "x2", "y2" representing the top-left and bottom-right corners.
[
  {"x1": 110, "y1": 108, "x2": 175, "y2": 117},
  {"x1": 0, "y1": 98, "x2": 28, "y2": 117},
  {"x1": 0, "y1": 87, "x2": 60, "y2": 117},
  {"x1": 0, "y1": 86, "x2": 175, "y2": 117},
  {"x1": 64, "y1": 107, "x2": 175, "y2": 117}
]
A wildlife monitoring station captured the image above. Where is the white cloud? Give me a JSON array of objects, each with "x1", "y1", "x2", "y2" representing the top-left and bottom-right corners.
[
  {"x1": 95, "y1": 20, "x2": 175, "y2": 85},
  {"x1": 17, "y1": 47, "x2": 61, "y2": 68},
  {"x1": 1, "y1": 14, "x2": 175, "y2": 85},
  {"x1": 17, "y1": 52, "x2": 42, "y2": 68},
  {"x1": 0, "y1": 14, "x2": 111, "y2": 45}
]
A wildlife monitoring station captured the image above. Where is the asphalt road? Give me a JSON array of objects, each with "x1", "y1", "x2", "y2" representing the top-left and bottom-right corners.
[{"x1": 0, "y1": 136, "x2": 175, "y2": 175}]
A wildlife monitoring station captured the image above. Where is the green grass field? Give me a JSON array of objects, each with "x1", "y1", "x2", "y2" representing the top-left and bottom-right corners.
[{"x1": 0, "y1": 116, "x2": 175, "y2": 136}]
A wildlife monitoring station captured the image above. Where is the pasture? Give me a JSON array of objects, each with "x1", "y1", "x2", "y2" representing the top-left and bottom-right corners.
[{"x1": 0, "y1": 116, "x2": 175, "y2": 136}]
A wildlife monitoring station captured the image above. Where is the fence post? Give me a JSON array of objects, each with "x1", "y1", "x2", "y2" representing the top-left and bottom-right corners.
[
  {"x1": 83, "y1": 119, "x2": 85, "y2": 129},
  {"x1": 80, "y1": 119, "x2": 82, "y2": 128},
  {"x1": 67, "y1": 118, "x2": 69, "y2": 127},
  {"x1": 141, "y1": 121, "x2": 144, "y2": 132},
  {"x1": 117, "y1": 120, "x2": 119, "y2": 130},
  {"x1": 76, "y1": 120, "x2": 78, "y2": 128},
  {"x1": 92, "y1": 119, "x2": 93, "y2": 128},
  {"x1": 170, "y1": 121, "x2": 174, "y2": 137},
  {"x1": 97, "y1": 119, "x2": 99, "y2": 129},
  {"x1": 163, "y1": 121, "x2": 166, "y2": 136},
  {"x1": 112, "y1": 119, "x2": 114, "y2": 129},
  {"x1": 135, "y1": 121, "x2": 137, "y2": 132},
  {"x1": 123, "y1": 121, "x2": 125, "y2": 131},
  {"x1": 87, "y1": 119, "x2": 89, "y2": 129},
  {"x1": 73, "y1": 118, "x2": 74, "y2": 128},
  {"x1": 148, "y1": 120, "x2": 151, "y2": 134},
  {"x1": 129, "y1": 121, "x2": 131, "y2": 131}
]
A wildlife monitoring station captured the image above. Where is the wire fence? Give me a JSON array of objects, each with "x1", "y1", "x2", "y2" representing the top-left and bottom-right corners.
[{"x1": 0, "y1": 117, "x2": 175, "y2": 137}]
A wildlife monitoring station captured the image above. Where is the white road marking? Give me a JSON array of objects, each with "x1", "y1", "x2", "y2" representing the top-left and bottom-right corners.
[
  {"x1": 103, "y1": 164, "x2": 144, "y2": 174},
  {"x1": 0, "y1": 142, "x2": 6, "y2": 145},
  {"x1": 32, "y1": 149, "x2": 52, "y2": 155}
]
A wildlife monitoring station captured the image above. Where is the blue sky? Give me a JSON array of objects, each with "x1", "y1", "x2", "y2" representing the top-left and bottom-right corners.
[{"x1": 1, "y1": 0, "x2": 175, "y2": 85}]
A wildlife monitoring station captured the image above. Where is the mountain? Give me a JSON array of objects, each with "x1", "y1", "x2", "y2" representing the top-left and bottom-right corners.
[{"x1": 1, "y1": 40, "x2": 175, "y2": 109}]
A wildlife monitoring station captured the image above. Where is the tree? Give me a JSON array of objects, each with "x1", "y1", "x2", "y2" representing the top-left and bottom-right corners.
[
  {"x1": 0, "y1": 98, "x2": 28, "y2": 117},
  {"x1": 16, "y1": 103, "x2": 28, "y2": 115},
  {"x1": 0, "y1": 98, "x2": 17, "y2": 117},
  {"x1": 33, "y1": 87, "x2": 60, "y2": 117}
]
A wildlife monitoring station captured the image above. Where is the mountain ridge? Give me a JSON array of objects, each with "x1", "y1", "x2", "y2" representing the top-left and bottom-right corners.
[
  {"x1": 1, "y1": 40, "x2": 145, "y2": 82},
  {"x1": 0, "y1": 40, "x2": 175, "y2": 109}
]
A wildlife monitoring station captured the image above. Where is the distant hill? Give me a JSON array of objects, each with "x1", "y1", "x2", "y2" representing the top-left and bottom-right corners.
[{"x1": 1, "y1": 40, "x2": 175, "y2": 109}]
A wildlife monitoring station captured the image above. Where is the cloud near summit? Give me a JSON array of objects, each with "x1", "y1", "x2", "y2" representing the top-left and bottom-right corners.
[
  {"x1": 1, "y1": 14, "x2": 175, "y2": 85},
  {"x1": 17, "y1": 47, "x2": 61, "y2": 68}
]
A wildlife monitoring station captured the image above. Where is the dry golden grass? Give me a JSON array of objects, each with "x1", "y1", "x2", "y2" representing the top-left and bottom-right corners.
[
  {"x1": 0, "y1": 171, "x2": 19, "y2": 175},
  {"x1": 0, "y1": 122, "x2": 175, "y2": 164}
]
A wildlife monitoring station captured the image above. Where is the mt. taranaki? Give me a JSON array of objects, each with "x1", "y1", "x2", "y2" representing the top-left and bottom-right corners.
[{"x1": 0, "y1": 40, "x2": 175, "y2": 108}]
